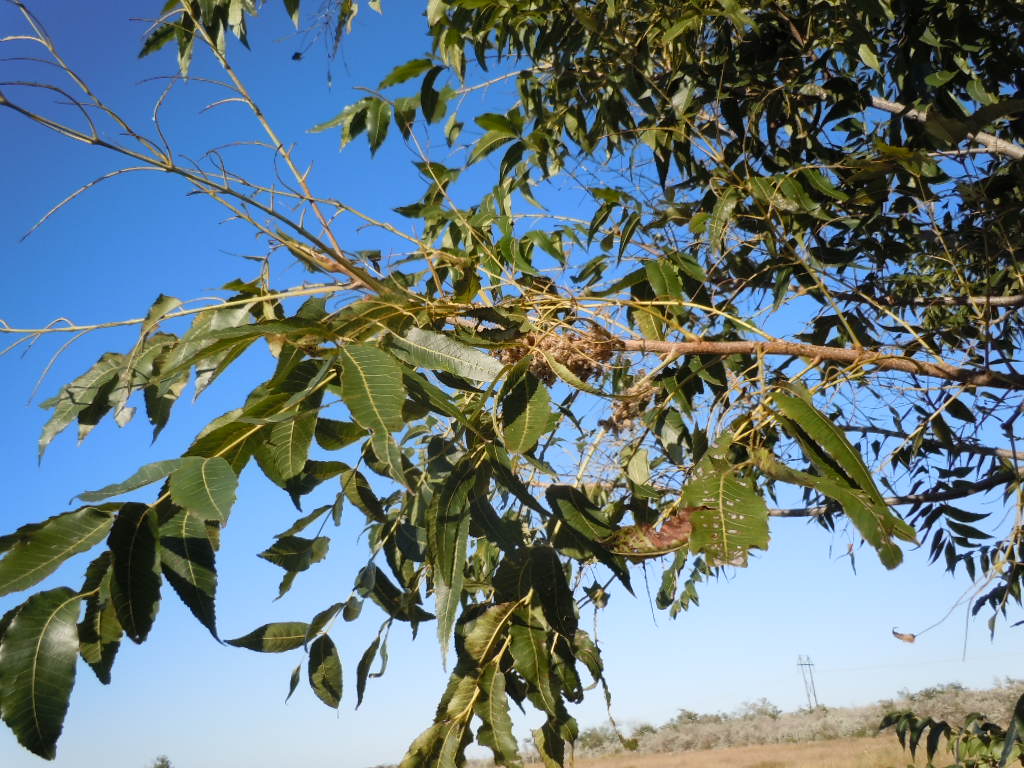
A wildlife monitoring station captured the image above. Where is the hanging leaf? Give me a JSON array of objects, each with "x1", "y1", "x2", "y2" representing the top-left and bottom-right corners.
[
  {"x1": 308, "y1": 634, "x2": 343, "y2": 708},
  {"x1": 39, "y1": 353, "x2": 126, "y2": 458},
  {"x1": 77, "y1": 553, "x2": 122, "y2": 684},
  {"x1": 769, "y1": 387, "x2": 916, "y2": 567},
  {"x1": 258, "y1": 536, "x2": 330, "y2": 573},
  {"x1": 226, "y1": 622, "x2": 310, "y2": 652},
  {"x1": 314, "y1": 419, "x2": 367, "y2": 450},
  {"x1": 427, "y1": 460, "x2": 474, "y2": 662},
  {"x1": 355, "y1": 635, "x2": 381, "y2": 707},
  {"x1": 107, "y1": 503, "x2": 162, "y2": 644},
  {"x1": 0, "y1": 587, "x2": 82, "y2": 759},
  {"x1": 0, "y1": 506, "x2": 115, "y2": 597},
  {"x1": 159, "y1": 507, "x2": 218, "y2": 638},
  {"x1": 500, "y1": 370, "x2": 552, "y2": 453},
  {"x1": 474, "y1": 664, "x2": 522, "y2": 767},
  {"x1": 366, "y1": 98, "x2": 393, "y2": 155},
  {"x1": 305, "y1": 602, "x2": 344, "y2": 646}
]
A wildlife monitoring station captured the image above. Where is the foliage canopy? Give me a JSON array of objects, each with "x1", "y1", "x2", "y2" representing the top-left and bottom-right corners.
[{"x1": 2, "y1": 0, "x2": 1024, "y2": 764}]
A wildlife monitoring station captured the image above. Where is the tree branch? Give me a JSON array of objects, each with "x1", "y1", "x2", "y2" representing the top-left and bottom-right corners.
[
  {"x1": 871, "y1": 96, "x2": 1024, "y2": 161},
  {"x1": 618, "y1": 338, "x2": 1024, "y2": 390}
]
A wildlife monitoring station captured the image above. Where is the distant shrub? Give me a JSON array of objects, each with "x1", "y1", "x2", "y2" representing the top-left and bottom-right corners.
[{"x1": 570, "y1": 679, "x2": 1024, "y2": 759}]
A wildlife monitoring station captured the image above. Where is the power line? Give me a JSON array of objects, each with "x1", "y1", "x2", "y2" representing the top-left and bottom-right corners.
[{"x1": 797, "y1": 655, "x2": 820, "y2": 709}]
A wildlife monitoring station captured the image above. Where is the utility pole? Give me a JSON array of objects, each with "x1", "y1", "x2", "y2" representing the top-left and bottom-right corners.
[{"x1": 797, "y1": 655, "x2": 820, "y2": 710}]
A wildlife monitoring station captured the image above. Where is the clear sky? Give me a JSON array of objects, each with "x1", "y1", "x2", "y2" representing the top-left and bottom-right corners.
[{"x1": 0, "y1": 3, "x2": 1021, "y2": 768}]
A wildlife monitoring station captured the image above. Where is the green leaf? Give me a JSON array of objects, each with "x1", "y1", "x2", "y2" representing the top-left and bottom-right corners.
[
  {"x1": 308, "y1": 634, "x2": 343, "y2": 708},
  {"x1": 366, "y1": 98, "x2": 393, "y2": 155},
  {"x1": 337, "y1": 344, "x2": 407, "y2": 433},
  {"x1": 386, "y1": 327, "x2": 504, "y2": 382},
  {"x1": 107, "y1": 503, "x2": 161, "y2": 643},
  {"x1": 355, "y1": 635, "x2": 380, "y2": 707},
  {"x1": 0, "y1": 506, "x2": 114, "y2": 597},
  {"x1": 681, "y1": 434, "x2": 769, "y2": 567},
  {"x1": 142, "y1": 293, "x2": 183, "y2": 331},
  {"x1": 157, "y1": 303, "x2": 254, "y2": 398},
  {"x1": 858, "y1": 42, "x2": 881, "y2": 72},
  {"x1": 427, "y1": 461, "x2": 474, "y2": 662},
  {"x1": 474, "y1": 664, "x2": 522, "y2": 767},
  {"x1": 709, "y1": 190, "x2": 739, "y2": 255},
  {"x1": 168, "y1": 457, "x2": 238, "y2": 524},
  {"x1": 769, "y1": 388, "x2": 916, "y2": 567},
  {"x1": 39, "y1": 353, "x2": 125, "y2": 458},
  {"x1": 159, "y1": 507, "x2": 218, "y2": 638},
  {"x1": 545, "y1": 486, "x2": 615, "y2": 541},
  {"x1": 77, "y1": 553, "x2": 121, "y2": 684},
  {"x1": 255, "y1": 405, "x2": 320, "y2": 485},
  {"x1": 285, "y1": 663, "x2": 301, "y2": 702},
  {"x1": 282, "y1": 0, "x2": 300, "y2": 28},
  {"x1": 469, "y1": 131, "x2": 516, "y2": 164},
  {"x1": 314, "y1": 419, "x2": 367, "y2": 450},
  {"x1": 508, "y1": 604, "x2": 559, "y2": 715},
  {"x1": 226, "y1": 622, "x2": 310, "y2": 652},
  {"x1": 461, "y1": 602, "x2": 518, "y2": 667},
  {"x1": 76, "y1": 460, "x2": 183, "y2": 503},
  {"x1": 493, "y1": 547, "x2": 577, "y2": 638},
  {"x1": 500, "y1": 371, "x2": 552, "y2": 453},
  {"x1": 356, "y1": 564, "x2": 435, "y2": 623},
  {"x1": 305, "y1": 602, "x2": 343, "y2": 646},
  {"x1": 0, "y1": 587, "x2": 81, "y2": 759},
  {"x1": 339, "y1": 465, "x2": 387, "y2": 522},
  {"x1": 379, "y1": 57, "x2": 433, "y2": 89},
  {"x1": 258, "y1": 536, "x2": 330, "y2": 573}
]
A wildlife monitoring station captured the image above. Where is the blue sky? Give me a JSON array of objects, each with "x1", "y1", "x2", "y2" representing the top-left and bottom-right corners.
[{"x1": 0, "y1": 3, "x2": 1021, "y2": 767}]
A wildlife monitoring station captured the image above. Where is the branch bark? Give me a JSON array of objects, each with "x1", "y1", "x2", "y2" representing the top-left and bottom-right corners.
[
  {"x1": 871, "y1": 96, "x2": 1024, "y2": 161},
  {"x1": 618, "y1": 338, "x2": 1024, "y2": 390}
]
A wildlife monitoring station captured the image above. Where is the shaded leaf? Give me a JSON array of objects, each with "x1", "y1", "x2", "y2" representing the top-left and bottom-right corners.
[
  {"x1": 159, "y1": 507, "x2": 217, "y2": 638},
  {"x1": 0, "y1": 587, "x2": 81, "y2": 759},
  {"x1": 308, "y1": 634, "x2": 343, "y2": 708},
  {"x1": 355, "y1": 635, "x2": 380, "y2": 707},
  {"x1": 107, "y1": 503, "x2": 161, "y2": 644},
  {"x1": 226, "y1": 622, "x2": 309, "y2": 652}
]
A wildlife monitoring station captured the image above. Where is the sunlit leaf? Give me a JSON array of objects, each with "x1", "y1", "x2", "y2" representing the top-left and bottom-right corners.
[
  {"x1": 168, "y1": 457, "x2": 238, "y2": 524},
  {"x1": 337, "y1": 344, "x2": 406, "y2": 433},
  {"x1": 500, "y1": 370, "x2": 552, "y2": 453},
  {"x1": 0, "y1": 506, "x2": 115, "y2": 597},
  {"x1": 386, "y1": 327, "x2": 504, "y2": 382}
]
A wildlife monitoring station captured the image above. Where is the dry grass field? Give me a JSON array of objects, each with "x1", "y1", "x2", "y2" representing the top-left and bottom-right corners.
[{"x1": 527, "y1": 735, "x2": 922, "y2": 768}]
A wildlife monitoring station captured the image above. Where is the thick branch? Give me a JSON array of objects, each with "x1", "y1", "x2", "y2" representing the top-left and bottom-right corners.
[
  {"x1": 618, "y1": 338, "x2": 1024, "y2": 390},
  {"x1": 832, "y1": 291, "x2": 1024, "y2": 309},
  {"x1": 871, "y1": 96, "x2": 1024, "y2": 160}
]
